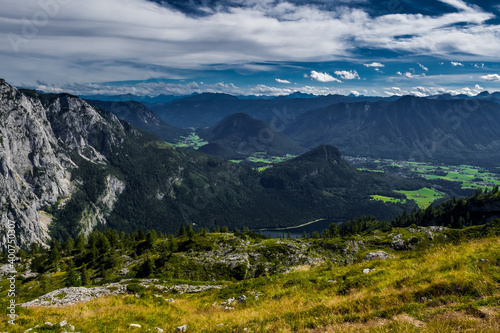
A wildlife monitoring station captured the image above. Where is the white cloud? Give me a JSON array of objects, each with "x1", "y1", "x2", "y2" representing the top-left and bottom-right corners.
[
  {"x1": 35, "y1": 81, "x2": 245, "y2": 97},
  {"x1": 397, "y1": 71, "x2": 403, "y2": 76},
  {"x1": 364, "y1": 62, "x2": 385, "y2": 68},
  {"x1": 335, "y1": 70, "x2": 360, "y2": 80},
  {"x1": 446, "y1": 84, "x2": 484, "y2": 96},
  {"x1": 0, "y1": 0, "x2": 497, "y2": 86},
  {"x1": 439, "y1": 0, "x2": 475, "y2": 12},
  {"x1": 350, "y1": 90, "x2": 361, "y2": 96},
  {"x1": 383, "y1": 83, "x2": 486, "y2": 97},
  {"x1": 275, "y1": 78, "x2": 291, "y2": 84},
  {"x1": 306, "y1": 71, "x2": 342, "y2": 83},
  {"x1": 481, "y1": 74, "x2": 500, "y2": 82},
  {"x1": 474, "y1": 63, "x2": 485, "y2": 69},
  {"x1": 451, "y1": 61, "x2": 464, "y2": 66},
  {"x1": 417, "y1": 63, "x2": 428, "y2": 71}
]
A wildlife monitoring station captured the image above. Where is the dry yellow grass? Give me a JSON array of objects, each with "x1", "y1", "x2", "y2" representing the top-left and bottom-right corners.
[{"x1": 2, "y1": 237, "x2": 499, "y2": 332}]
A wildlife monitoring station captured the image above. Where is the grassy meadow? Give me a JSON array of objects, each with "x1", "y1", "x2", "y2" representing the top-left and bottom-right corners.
[{"x1": 2, "y1": 229, "x2": 499, "y2": 332}]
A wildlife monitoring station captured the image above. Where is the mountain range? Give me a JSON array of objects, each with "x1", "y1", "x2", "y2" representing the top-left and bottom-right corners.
[
  {"x1": 0, "y1": 79, "x2": 434, "y2": 247},
  {"x1": 131, "y1": 92, "x2": 500, "y2": 166},
  {"x1": 284, "y1": 96, "x2": 500, "y2": 166}
]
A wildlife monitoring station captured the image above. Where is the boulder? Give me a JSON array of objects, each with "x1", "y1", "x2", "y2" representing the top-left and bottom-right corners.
[
  {"x1": 174, "y1": 324, "x2": 187, "y2": 332},
  {"x1": 363, "y1": 251, "x2": 394, "y2": 261}
]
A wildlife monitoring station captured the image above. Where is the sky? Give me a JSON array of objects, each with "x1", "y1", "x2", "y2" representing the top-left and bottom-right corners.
[{"x1": 1, "y1": 0, "x2": 500, "y2": 97}]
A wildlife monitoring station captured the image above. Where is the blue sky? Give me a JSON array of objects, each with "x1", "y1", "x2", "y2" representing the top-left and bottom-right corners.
[{"x1": 1, "y1": 0, "x2": 500, "y2": 96}]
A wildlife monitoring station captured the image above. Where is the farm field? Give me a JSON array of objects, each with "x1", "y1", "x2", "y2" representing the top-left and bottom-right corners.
[
  {"x1": 348, "y1": 157, "x2": 500, "y2": 191},
  {"x1": 175, "y1": 132, "x2": 208, "y2": 150},
  {"x1": 369, "y1": 194, "x2": 406, "y2": 204},
  {"x1": 370, "y1": 188, "x2": 444, "y2": 209},
  {"x1": 394, "y1": 187, "x2": 446, "y2": 209},
  {"x1": 247, "y1": 153, "x2": 297, "y2": 164}
]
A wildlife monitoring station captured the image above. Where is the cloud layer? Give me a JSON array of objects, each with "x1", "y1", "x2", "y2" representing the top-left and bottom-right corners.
[{"x1": 0, "y1": 0, "x2": 498, "y2": 95}]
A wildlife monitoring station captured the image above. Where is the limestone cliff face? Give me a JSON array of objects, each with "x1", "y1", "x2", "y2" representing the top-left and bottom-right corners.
[{"x1": 0, "y1": 79, "x2": 125, "y2": 247}]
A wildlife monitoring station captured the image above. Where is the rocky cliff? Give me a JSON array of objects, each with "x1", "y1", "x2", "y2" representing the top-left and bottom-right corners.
[{"x1": 0, "y1": 80, "x2": 126, "y2": 246}]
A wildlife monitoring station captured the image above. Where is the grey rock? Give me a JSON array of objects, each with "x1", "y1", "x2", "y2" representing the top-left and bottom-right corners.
[
  {"x1": 21, "y1": 285, "x2": 127, "y2": 307},
  {"x1": 174, "y1": 324, "x2": 187, "y2": 332},
  {"x1": 391, "y1": 234, "x2": 405, "y2": 250},
  {"x1": 363, "y1": 251, "x2": 394, "y2": 261},
  {"x1": 0, "y1": 80, "x2": 126, "y2": 247}
]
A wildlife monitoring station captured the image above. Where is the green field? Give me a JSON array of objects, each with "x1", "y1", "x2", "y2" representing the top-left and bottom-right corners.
[
  {"x1": 395, "y1": 187, "x2": 445, "y2": 209},
  {"x1": 419, "y1": 165, "x2": 500, "y2": 190},
  {"x1": 175, "y1": 132, "x2": 208, "y2": 150},
  {"x1": 370, "y1": 194, "x2": 406, "y2": 204},
  {"x1": 247, "y1": 154, "x2": 297, "y2": 164},
  {"x1": 352, "y1": 158, "x2": 500, "y2": 191},
  {"x1": 358, "y1": 168, "x2": 384, "y2": 173}
]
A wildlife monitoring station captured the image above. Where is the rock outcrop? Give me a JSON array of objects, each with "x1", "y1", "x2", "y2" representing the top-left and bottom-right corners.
[{"x1": 0, "y1": 80, "x2": 126, "y2": 246}]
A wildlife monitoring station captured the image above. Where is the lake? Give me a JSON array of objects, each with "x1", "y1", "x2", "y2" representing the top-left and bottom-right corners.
[{"x1": 258, "y1": 218, "x2": 344, "y2": 238}]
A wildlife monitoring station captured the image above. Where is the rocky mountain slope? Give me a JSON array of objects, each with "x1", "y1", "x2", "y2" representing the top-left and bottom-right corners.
[
  {"x1": 0, "y1": 80, "x2": 128, "y2": 246},
  {"x1": 86, "y1": 99, "x2": 188, "y2": 143}
]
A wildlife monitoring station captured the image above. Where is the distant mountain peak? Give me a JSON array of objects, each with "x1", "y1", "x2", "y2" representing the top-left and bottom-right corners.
[
  {"x1": 293, "y1": 144, "x2": 342, "y2": 163},
  {"x1": 181, "y1": 92, "x2": 239, "y2": 101}
]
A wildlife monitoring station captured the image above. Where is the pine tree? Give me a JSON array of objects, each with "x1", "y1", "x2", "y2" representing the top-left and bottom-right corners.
[
  {"x1": 458, "y1": 216, "x2": 465, "y2": 229},
  {"x1": 75, "y1": 234, "x2": 86, "y2": 254},
  {"x1": 221, "y1": 226, "x2": 229, "y2": 233},
  {"x1": 187, "y1": 225, "x2": 195, "y2": 239},
  {"x1": 63, "y1": 237, "x2": 74, "y2": 255},
  {"x1": 170, "y1": 236, "x2": 178, "y2": 252},
  {"x1": 30, "y1": 242, "x2": 40, "y2": 255},
  {"x1": 138, "y1": 257, "x2": 155, "y2": 278},
  {"x1": 40, "y1": 274, "x2": 49, "y2": 293},
  {"x1": 48, "y1": 240, "x2": 62, "y2": 263},
  {"x1": 96, "y1": 234, "x2": 111, "y2": 255},
  {"x1": 105, "y1": 229, "x2": 120, "y2": 249},
  {"x1": 329, "y1": 223, "x2": 340, "y2": 238},
  {"x1": 146, "y1": 230, "x2": 158, "y2": 248},
  {"x1": 137, "y1": 229, "x2": 146, "y2": 241},
  {"x1": 81, "y1": 264, "x2": 90, "y2": 286},
  {"x1": 178, "y1": 225, "x2": 186, "y2": 237},
  {"x1": 65, "y1": 259, "x2": 81, "y2": 287}
]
